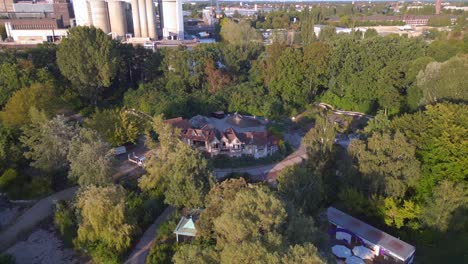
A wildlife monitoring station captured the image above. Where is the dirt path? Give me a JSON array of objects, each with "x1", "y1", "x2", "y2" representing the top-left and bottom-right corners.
[
  {"x1": 0, "y1": 186, "x2": 79, "y2": 251},
  {"x1": 125, "y1": 206, "x2": 175, "y2": 264}
]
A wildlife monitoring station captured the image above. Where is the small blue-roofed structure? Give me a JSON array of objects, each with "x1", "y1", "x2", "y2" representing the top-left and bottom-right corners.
[{"x1": 174, "y1": 209, "x2": 202, "y2": 242}]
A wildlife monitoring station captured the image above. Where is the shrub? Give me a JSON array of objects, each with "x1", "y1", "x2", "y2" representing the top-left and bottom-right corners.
[
  {"x1": 0, "y1": 253, "x2": 15, "y2": 264},
  {"x1": 0, "y1": 168, "x2": 17, "y2": 191},
  {"x1": 146, "y1": 217, "x2": 179, "y2": 264},
  {"x1": 54, "y1": 201, "x2": 77, "y2": 247}
]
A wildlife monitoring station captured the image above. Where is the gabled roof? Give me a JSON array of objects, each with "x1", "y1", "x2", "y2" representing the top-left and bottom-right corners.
[
  {"x1": 164, "y1": 117, "x2": 192, "y2": 131},
  {"x1": 327, "y1": 207, "x2": 415, "y2": 262},
  {"x1": 224, "y1": 127, "x2": 241, "y2": 143},
  {"x1": 184, "y1": 126, "x2": 220, "y2": 142}
]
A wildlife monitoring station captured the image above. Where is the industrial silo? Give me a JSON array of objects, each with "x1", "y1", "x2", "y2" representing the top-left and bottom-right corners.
[
  {"x1": 161, "y1": 0, "x2": 183, "y2": 39},
  {"x1": 146, "y1": 0, "x2": 156, "y2": 39},
  {"x1": 108, "y1": 0, "x2": 127, "y2": 36},
  {"x1": 138, "y1": 0, "x2": 148, "y2": 37},
  {"x1": 89, "y1": 0, "x2": 111, "y2": 33},
  {"x1": 130, "y1": 0, "x2": 141, "y2": 37}
]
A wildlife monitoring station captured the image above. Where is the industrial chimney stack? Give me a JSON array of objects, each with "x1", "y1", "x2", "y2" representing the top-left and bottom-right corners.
[{"x1": 435, "y1": 0, "x2": 442, "y2": 15}]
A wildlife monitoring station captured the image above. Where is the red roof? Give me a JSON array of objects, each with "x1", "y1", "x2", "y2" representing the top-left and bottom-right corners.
[{"x1": 164, "y1": 117, "x2": 192, "y2": 131}]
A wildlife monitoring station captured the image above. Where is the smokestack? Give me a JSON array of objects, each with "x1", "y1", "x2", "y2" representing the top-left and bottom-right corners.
[
  {"x1": 435, "y1": 0, "x2": 442, "y2": 15},
  {"x1": 131, "y1": 0, "x2": 141, "y2": 37}
]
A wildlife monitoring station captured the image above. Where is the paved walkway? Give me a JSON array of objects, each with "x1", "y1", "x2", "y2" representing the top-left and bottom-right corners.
[
  {"x1": 0, "y1": 186, "x2": 79, "y2": 251},
  {"x1": 213, "y1": 147, "x2": 307, "y2": 182},
  {"x1": 125, "y1": 206, "x2": 175, "y2": 264}
]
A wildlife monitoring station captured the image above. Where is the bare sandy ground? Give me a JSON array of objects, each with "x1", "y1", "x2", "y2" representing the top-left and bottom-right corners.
[{"x1": 5, "y1": 227, "x2": 79, "y2": 264}]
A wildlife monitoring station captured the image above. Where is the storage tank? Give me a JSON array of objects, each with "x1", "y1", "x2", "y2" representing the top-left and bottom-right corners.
[
  {"x1": 146, "y1": 0, "x2": 156, "y2": 39},
  {"x1": 108, "y1": 0, "x2": 127, "y2": 36},
  {"x1": 138, "y1": 0, "x2": 148, "y2": 37},
  {"x1": 89, "y1": 0, "x2": 111, "y2": 33},
  {"x1": 131, "y1": 0, "x2": 141, "y2": 37},
  {"x1": 161, "y1": 0, "x2": 183, "y2": 39}
]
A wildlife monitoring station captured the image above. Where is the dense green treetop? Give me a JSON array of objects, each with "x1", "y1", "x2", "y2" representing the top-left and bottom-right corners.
[
  {"x1": 67, "y1": 128, "x2": 114, "y2": 187},
  {"x1": 21, "y1": 111, "x2": 77, "y2": 173},
  {"x1": 76, "y1": 185, "x2": 135, "y2": 257},
  {"x1": 57, "y1": 26, "x2": 119, "y2": 104}
]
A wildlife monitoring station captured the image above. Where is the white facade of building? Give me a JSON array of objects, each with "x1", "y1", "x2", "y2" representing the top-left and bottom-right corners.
[{"x1": 4, "y1": 22, "x2": 68, "y2": 43}]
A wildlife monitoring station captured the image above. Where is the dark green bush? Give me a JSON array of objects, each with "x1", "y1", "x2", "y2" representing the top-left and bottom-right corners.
[{"x1": 54, "y1": 200, "x2": 77, "y2": 247}]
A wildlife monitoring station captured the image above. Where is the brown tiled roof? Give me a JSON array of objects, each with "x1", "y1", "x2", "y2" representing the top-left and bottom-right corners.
[
  {"x1": 184, "y1": 127, "x2": 219, "y2": 142},
  {"x1": 224, "y1": 127, "x2": 240, "y2": 142},
  {"x1": 164, "y1": 117, "x2": 192, "y2": 131},
  {"x1": 240, "y1": 131, "x2": 268, "y2": 146}
]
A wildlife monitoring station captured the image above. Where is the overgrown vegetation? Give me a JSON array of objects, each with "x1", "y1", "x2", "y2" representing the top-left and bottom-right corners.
[{"x1": 0, "y1": 14, "x2": 466, "y2": 262}]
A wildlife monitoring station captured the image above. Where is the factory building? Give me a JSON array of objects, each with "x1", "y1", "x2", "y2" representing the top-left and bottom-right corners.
[
  {"x1": 0, "y1": 0, "x2": 74, "y2": 43},
  {"x1": 72, "y1": 0, "x2": 183, "y2": 40},
  {"x1": 160, "y1": 0, "x2": 184, "y2": 40}
]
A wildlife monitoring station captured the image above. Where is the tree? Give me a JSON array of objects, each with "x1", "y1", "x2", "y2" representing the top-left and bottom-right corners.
[
  {"x1": 76, "y1": 185, "x2": 134, "y2": 260},
  {"x1": 67, "y1": 128, "x2": 113, "y2": 186},
  {"x1": 303, "y1": 113, "x2": 336, "y2": 169},
  {"x1": 267, "y1": 47, "x2": 307, "y2": 114},
  {"x1": 364, "y1": 28, "x2": 378, "y2": 38},
  {"x1": 220, "y1": 19, "x2": 262, "y2": 45},
  {"x1": 277, "y1": 165, "x2": 324, "y2": 215},
  {"x1": 139, "y1": 116, "x2": 213, "y2": 208},
  {"x1": 318, "y1": 26, "x2": 336, "y2": 41},
  {"x1": 204, "y1": 58, "x2": 231, "y2": 94},
  {"x1": 281, "y1": 244, "x2": 327, "y2": 264},
  {"x1": 172, "y1": 244, "x2": 219, "y2": 264},
  {"x1": 390, "y1": 103, "x2": 467, "y2": 199},
  {"x1": 0, "y1": 124, "x2": 23, "y2": 173},
  {"x1": 21, "y1": 112, "x2": 77, "y2": 173},
  {"x1": 420, "y1": 181, "x2": 467, "y2": 232},
  {"x1": 85, "y1": 108, "x2": 139, "y2": 147},
  {"x1": 349, "y1": 132, "x2": 420, "y2": 198},
  {"x1": 300, "y1": 8, "x2": 316, "y2": 46},
  {"x1": 0, "y1": 83, "x2": 58, "y2": 127},
  {"x1": 415, "y1": 56, "x2": 468, "y2": 106},
  {"x1": 0, "y1": 63, "x2": 25, "y2": 106},
  {"x1": 196, "y1": 178, "x2": 249, "y2": 240},
  {"x1": 57, "y1": 26, "x2": 119, "y2": 104},
  {"x1": 213, "y1": 186, "x2": 287, "y2": 249},
  {"x1": 302, "y1": 42, "x2": 331, "y2": 98},
  {"x1": 382, "y1": 197, "x2": 420, "y2": 229}
]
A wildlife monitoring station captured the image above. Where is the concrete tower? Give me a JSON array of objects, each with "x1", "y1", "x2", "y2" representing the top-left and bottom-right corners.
[
  {"x1": 131, "y1": 0, "x2": 141, "y2": 37},
  {"x1": 161, "y1": 0, "x2": 183, "y2": 39},
  {"x1": 89, "y1": 0, "x2": 111, "y2": 33},
  {"x1": 108, "y1": 0, "x2": 127, "y2": 36},
  {"x1": 138, "y1": 0, "x2": 148, "y2": 37},
  {"x1": 146, "y1": 0, "x2": 156, "y2": 39},
  {"x1": 73, "y1": 0, "x2": 91, "y2": 26}
]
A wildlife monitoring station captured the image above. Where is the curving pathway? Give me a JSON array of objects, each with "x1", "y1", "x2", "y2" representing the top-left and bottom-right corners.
[
  {"x1": 125, "y1": 206, "x2": 175, "y2": 264},
  {"x1": 0, "y1": 186, "x2": 79, "y2": 252},
  {"x1": 213, "y1": 146, "x2": 307, "y2": 182}
]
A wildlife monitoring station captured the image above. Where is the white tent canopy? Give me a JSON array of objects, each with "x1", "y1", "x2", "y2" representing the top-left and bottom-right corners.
[
  {"x1": 346, "y1": 256, "x2": 365, "y2": 264},
  {"x1": 336, "y1": 231, "x2": 352, "y2": 244},
  {"x1": 352, "y1": 245, "x2": 374, "y2": 260},
  {"x1": 332, "y1": 245, "x2": 352, "y2": 258}
]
